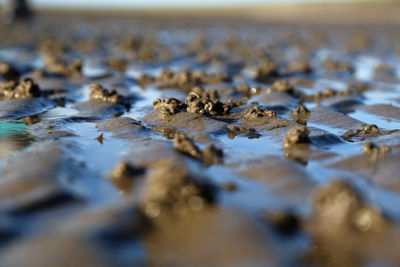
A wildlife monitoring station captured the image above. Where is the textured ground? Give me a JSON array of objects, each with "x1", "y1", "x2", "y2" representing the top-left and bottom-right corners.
[{"x1": 1, "y1": 11, "x2": 400, "y2": 267}]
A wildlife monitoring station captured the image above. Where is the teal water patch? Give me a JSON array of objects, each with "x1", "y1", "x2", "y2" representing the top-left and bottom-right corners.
[
  {"x1": 0, "y1": 120, "x2": 29, "y2": 136},
  {"x1": 0, "y1": 120, "x2": 35, "y2": 161}
]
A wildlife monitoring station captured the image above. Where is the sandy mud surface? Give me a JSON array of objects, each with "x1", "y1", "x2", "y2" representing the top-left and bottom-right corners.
[{"x1": 1, "y1": 9, "x2": 400, "y2": 267}]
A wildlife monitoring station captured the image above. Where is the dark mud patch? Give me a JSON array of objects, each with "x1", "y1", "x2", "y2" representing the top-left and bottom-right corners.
[{"x1": 0, "y1": 98, "x2": 55, "y2": 119}]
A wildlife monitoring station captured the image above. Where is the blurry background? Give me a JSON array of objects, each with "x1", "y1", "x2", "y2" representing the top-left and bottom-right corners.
[
  {"x1": 28, "y1": 0, "x2": 370, "y2": 9},
  {"x1": 0, "y1": 0, "x2": 397, "y2": 10},
  {"x1": 1, "y1": 0, "x2": 400, "y2": 24}
]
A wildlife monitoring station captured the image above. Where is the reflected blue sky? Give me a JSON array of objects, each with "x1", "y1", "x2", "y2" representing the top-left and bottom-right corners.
[{"x1": 30, "y1": 0, "x2": 350, "y2": 9}]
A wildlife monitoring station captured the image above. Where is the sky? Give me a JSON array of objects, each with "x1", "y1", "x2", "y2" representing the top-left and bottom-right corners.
[{"x1": 27, "y1": 0, "x2": 354, "y2": 9}]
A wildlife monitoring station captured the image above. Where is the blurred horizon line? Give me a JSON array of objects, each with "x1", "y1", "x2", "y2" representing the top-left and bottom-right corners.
[
  {"x1": 26, "y1": 0, "x2": 397, "y2": 10},
  {"x1": 18, "y1": 0, "x2": 399, "y2": 26}
]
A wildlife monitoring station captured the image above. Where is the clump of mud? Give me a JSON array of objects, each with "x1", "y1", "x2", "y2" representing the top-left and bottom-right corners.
[
  {"x1": 374, "y1": 63, "x2": 393, "y2": 74},
  {"x1": 156, "y1": 69, "x2": 229, "y2": 92},
  {"x1": 253, "y1": 59, "x2": 278, "y2": 82},
  {"x1": 283, "y1": 126, "x2": 311, "y2": 148},
  {"x1": 323, "y1": 59, "x2": 354, "y2": 73},
  {"x1": 39, "y1": 39, "x2": 65, "y2": 57},
  {"x1": 137, "y1": 74, "x2": 155, "y2": 88},
  {"x1": 173, "y1": 132, "x2": 203, "y2": 159},
  {"x1": 347, "y1": 33, "x2": 370, "y2": 52},
  {"x1": 235, "y1": 84, "x2": 260, "y2": 98},
  {"x1": 311, "y1": 180, "x2": 385, "y2": 232},
  {"x1": 109, "y1": 161, "x2": 145, "y2": 194},
  {"x1": 293, "y1": 104, "x2": 309, "y2": 116},
  {"x1": 300, "y1": 83, "x2": 369, "y2": 102},
  {"x1": 173, "y1": 133, "x2": 223, "y2": 165},
  {"x1": 0, "y1": 77, "x2": 41, "y2": 99},
  {"x1": 115, "y1": 35, "x2": 170, "y2": 62},
  {"x1": 267, "y1": 80, "x2": 295, "y2": 95},
  {"x1": 153, "y1": 88, "x2": 239, "y2": 118},
  {"x1": 283, "y1": 60, "x2": 312, "y2": 74},
  {"x1": 306, "y1": 180, "x2": 389, "y2": 267},
  {"x1": 153, "y1": 98, "x2": 186, "y2": 117},
  {"x1": 89, "y1": 83, "x2": 125, "y2": 104},
  {"x1": 291, "y1": 103, "x2": 310, "y2": 124},
  {"x1": 44, "y1": 58, "x2": 83, "y2": 79},
  {"x1": 140, "y1": 160, "x2": 217, "y2": 217},
  {"x1": 227, "y1": 125, "x2": 261, "y2": 139},
  {"x1": 105, "y1": 57, "x2": 127, "y2": 72},
  {"x1": 244, "y1": 105, "x2": 276, "y2": 120},
  {"x1": 202, "y1": 145, "x2": 224, "y2": 166},
  {"x1": 309, "y1": 88, "x2": 337, "y2": 100},
  {"x1": 342, "y1": 124, "x2": 396, "y2": 141},
  {"x1": 185, "y1": 90, "x2": 233, "y2": 116},
  {"x1": 109, "y1": 161, "x2": 145, "y2": 181},
  {"x1": 362, "y1": 142, "x2": 391, "y2": 159}
]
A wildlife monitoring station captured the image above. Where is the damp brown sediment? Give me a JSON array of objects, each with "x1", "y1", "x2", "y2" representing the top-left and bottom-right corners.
[{"x1": 0, "y1": 5, "x2": 400, "y2": 267}]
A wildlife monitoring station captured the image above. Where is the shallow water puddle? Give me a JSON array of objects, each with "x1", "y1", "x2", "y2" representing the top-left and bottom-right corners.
[
  {"x1": 216, "y1": 134, "x2": 281, "y2": 163},
  {"x1": 363, "y1": 89, "x2": 400, "y2": 108},
  {"x1": 348, "y1": 109, "x2": 400, "y2": 130},
  {"x1": 65, "y1": 122, "x2": 129, "y2": 176},
  {"x1": 362, "y1": 83, "x2": 400, "y2": 108},
  {"x1": 126, "y1": 86, "x2": 163, "y2": 119},
  {"x1": 354, "y1": 55, "x2": 380, "y2": 81},
  {"x1": 324, "y1": 142, "x2": 362, "y2": 159}
]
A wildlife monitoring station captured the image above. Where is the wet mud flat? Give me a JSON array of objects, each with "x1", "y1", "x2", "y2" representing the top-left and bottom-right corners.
[{"x1": 1, "y1": 11, "x2": 400, "y2": 267}]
